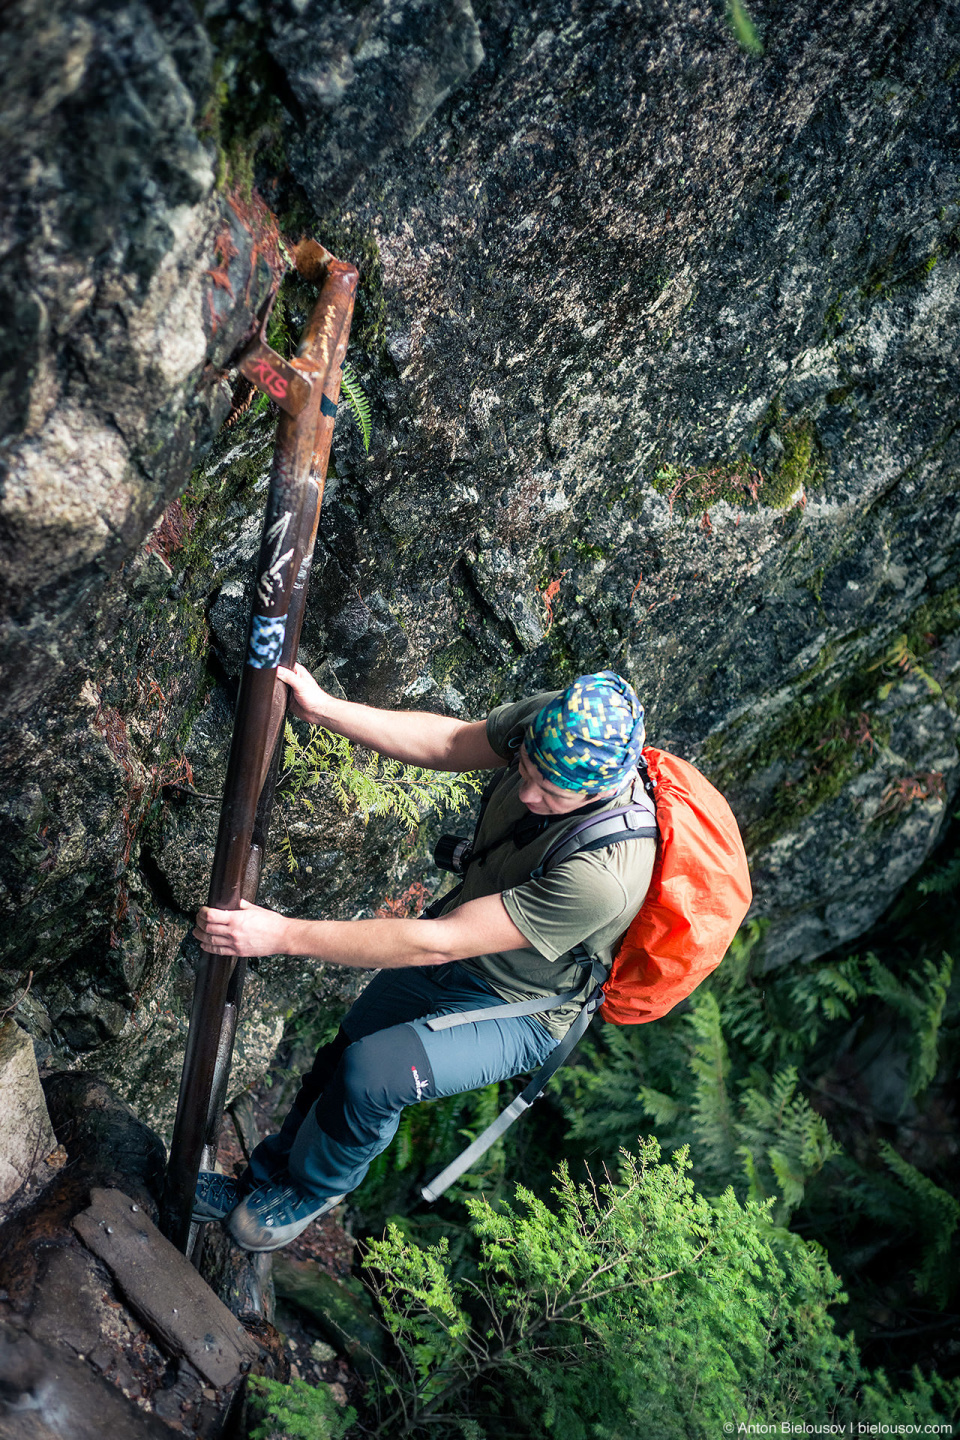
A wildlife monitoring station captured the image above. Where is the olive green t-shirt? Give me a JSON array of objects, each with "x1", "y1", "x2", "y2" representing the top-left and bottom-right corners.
[{"x1": 442, "y1": 692, "x2": 656, "y2": 1039}]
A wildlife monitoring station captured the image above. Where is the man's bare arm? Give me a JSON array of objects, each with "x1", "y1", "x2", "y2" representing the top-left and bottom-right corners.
[
  {"x1": 193, "y1": 892, "x2": 529, "y2": 967},
  {"x1": 278, "y1": 662, "x2": 500, "y2": 771}
]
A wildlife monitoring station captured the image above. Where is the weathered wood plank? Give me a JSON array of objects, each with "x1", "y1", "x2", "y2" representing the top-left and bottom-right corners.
[{"x1": 72, "y1": 1188, "x2": 260, "y2": 1389}]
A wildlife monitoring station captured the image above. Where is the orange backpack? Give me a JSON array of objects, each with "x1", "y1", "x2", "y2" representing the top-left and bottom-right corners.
[{"x1": 602, "y1": 747, "x2": 753, "y2": 1024}]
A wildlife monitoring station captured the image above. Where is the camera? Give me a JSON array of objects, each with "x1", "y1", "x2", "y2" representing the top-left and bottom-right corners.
[{"x1": 434, "y1": 834, "x2": 474, "y2": 875}]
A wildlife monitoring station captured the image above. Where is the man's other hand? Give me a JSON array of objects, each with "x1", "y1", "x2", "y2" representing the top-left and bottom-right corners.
[
  {"x1": 193, "y1": 900, "x2": 289, "y2": 957},
  {"x1": 277, "y1": 662, "x2": 331, "y2": 725}
]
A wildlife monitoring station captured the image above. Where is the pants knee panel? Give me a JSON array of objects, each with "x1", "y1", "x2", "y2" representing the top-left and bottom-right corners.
[{"x1": 341, "y1": 1025, "x2": 436, "y2": 1112}]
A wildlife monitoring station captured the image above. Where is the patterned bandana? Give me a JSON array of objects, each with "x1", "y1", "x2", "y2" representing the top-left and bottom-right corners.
[{"x1": 525, "y1": 672, "x2": 646, "y2": 793}]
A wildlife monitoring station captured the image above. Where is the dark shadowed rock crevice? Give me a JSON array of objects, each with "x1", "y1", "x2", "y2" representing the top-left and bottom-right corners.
[{"x1": 0, "y1": 0, "x2": 957, "y2": 1126}]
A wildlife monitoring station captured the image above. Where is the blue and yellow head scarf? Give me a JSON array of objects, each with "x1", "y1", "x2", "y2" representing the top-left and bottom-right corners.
[{"x1": 525, "y1": 672, "x2": 646, "y2": 793}]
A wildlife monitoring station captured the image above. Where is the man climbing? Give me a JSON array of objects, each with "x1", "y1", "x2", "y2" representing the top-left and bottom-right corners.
[{"x1": 192, "y1": 665, "x2": 655, "y2": 1252}]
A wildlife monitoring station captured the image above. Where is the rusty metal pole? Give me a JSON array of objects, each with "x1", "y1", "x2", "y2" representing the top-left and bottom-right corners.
[{"x1": 162, "y1": 244, "x2": 358, "y2": 1255}]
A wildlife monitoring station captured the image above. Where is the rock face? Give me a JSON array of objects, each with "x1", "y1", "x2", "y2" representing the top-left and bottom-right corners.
[
  {"x1": 0, "y1": 1022, "x2": 57, "y2": 1204},
  {"x1": 0, "y1": 0, "x2": 958, "y2": 1125},
  {"x1": 0, "y1": 0, "x2": 283, "y2": 715}
]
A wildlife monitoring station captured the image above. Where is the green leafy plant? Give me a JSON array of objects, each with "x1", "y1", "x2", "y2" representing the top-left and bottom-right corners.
[
  {"x1": 247, "y1": 1375, "x2": 356, "y2": 1440},
  {"x1": 736, "y1": 1064, "x2": 841, "y2": 1220},
  {"x1": 865, "y1": 951, "x2": 953, "y2": 1098},
  {"x1": 360, "y1": 1140, "x2": 959, "y2": 1439},
  {"x1": 637, "y1": 992, "x2": 842, "y2": 1222},
  {"x1": 845, "y1": 1143, "x2": 960, "y2": 1311},
  {"x1": 866, "y1": 632, "x2": 943, "y2": 700},
  {"x1": 879, "y1": 1143, "x2": 960, "y2": 1307},
  {"x1": 341, "y1": 363, "x2": 372, "y2": 451},
  {"x1": 726, "y1": 0, "x2": 763, "y2": 54},
  {"x1": 917, "y1": 819, "x2": 960, "y2": 894},
  {"x1": 277, "y1": 720, "x2": 481, "y2": 868}
]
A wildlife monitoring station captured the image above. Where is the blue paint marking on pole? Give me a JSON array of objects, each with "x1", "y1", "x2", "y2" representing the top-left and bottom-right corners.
[{"x1": 247, "y1": 613, "x2": 288, "y2": 668}]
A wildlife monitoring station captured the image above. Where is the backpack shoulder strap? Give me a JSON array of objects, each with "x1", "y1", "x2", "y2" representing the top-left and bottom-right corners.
[{"x1": 529, "y1": 783, "x2": 657, "y2": 880}]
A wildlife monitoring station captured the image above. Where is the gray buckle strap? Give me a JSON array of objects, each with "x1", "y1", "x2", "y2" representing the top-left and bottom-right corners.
[
  {"x1": 421, "y1": 989, "x2": 603, "y2": 1202},
  {"x1": 529, "y1": 792, "x2": 657, "y2": 880},
  {"x1": 424, "y1": 987, "x2": 583, "y2": 1031},
  {"x1": 421, "y1": 1095, "x2": 533, "y2": 1202}
]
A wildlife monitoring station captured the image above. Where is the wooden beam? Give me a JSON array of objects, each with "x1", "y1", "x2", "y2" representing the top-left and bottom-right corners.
[{"x1": 72, "y1": 1188, "x2": 260, "y2": 1390}]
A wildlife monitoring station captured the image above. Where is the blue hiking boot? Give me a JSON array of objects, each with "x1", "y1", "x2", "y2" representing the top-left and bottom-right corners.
[
  {"x1": 227, "y1": 1179, "x2": 345, "y2": 1252},
  {"x1": 193, "y1": 1169, "x2": 245, "y2": 1222}
]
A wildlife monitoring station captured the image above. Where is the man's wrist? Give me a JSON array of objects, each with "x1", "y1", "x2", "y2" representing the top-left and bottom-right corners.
[
  {"x1": 312, "y1": 694, "x2": 346, "y2": 731},
  {"x1": 274, "y1": 913, "x2": 302, "y2": 955}
]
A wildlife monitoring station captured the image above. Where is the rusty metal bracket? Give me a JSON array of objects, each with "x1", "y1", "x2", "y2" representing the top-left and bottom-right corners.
[
  {"x1": 238, "y1": 341, "x2": 312, "y2": 417},
  {"x1": 161, "y1": 242, "x2": 358, "y2": 1258}
]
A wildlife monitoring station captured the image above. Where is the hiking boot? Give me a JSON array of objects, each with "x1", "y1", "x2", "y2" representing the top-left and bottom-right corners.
[
  {"x1": 227, "y1": 1180, "x2": 345, "y2": 1253},
  {"x1": 193, "y1": 1170, "x2": 245, "y2": 1222}
]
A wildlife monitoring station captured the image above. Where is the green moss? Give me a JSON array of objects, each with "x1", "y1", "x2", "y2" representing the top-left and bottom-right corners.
[
  {"x1": 759, "y1": 415, "x2": 824, "y2": 506},
  {"x1": 805, "y1": 566, "x2": 825, "y2": 604},
  {"x1": 898, "y1": 584, "x2": 960, "y2": 701},
  {"x1": 567, "y1": 538, "x2": 606, "y2": 564},
  {"x1": 649, "y1": 412, "x2": 823, "y2": 519},
  {"x1": 199, "y1": 12, "x2": 286, "y2": 198},
  {"x1": 707, "y1": 587, "x2": 960, "y2": 850},
  {"x1": 822, "y1": 291, "x2": 845, "y2": 340},
  {"x1": 708, "y1": 681, "x2": 889, "y2": 852},
  {"x1": 349, "y1": 233, "x2": 388, "y2": 359},
  {"x1": 860, "y1": 248, "x2": 941, "y2": 305},
  {"x1": 542, "y1": 624, "x2": 580, "y2": 687},
  {"x1": 432, "y1": 636, "x2": 483, "y2": 686},
  {"x1": 262, "y1": 268, "x2": 327, "y2": 360}
]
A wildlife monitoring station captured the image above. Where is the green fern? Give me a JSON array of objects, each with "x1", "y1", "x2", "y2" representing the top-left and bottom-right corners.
[
  {"x1": 865, "y1": 951, "x2": 953, "y2": 1098},
  {"x1": 341, "y1": 362, "x2": 372, "y2": 451},
  {"x1": 280, "y1": 720, "x2": 481, "y2": 856},
  {"x1": 736, "y1": 1065, "x2": 841, "y2": 1221},
  {"x1": 918, "y1": 825, "x2": 960, "y2": 894},
  {"x1": 878, "y1": 1142, "x2": 960, "y2": 1307},
  {"x1": 686, "y1": 991, "x2": 740, "y2": 1180},
  {"x1": 779, "y1": 956, "x2": 870, "y2": 1052}
]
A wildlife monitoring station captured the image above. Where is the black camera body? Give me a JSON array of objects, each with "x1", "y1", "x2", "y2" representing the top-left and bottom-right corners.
[{"x1": 434, "y1": 834, "x2": 474, "y2": 874}]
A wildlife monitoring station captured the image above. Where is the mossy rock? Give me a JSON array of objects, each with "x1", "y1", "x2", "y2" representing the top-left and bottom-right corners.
[{"x1": 272, "y1": 1256, "x2": 385, "y2": 1375}]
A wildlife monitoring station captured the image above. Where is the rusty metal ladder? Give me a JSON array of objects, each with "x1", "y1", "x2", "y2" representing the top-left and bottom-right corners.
[{"x1": 161, "y1": 242, "x2": 358, "y2": 1259}]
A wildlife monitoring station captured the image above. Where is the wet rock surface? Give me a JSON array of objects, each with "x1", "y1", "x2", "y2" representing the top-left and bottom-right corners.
[{"x1": 0, "y1": 0, "x2": 958, "y2": 1122}]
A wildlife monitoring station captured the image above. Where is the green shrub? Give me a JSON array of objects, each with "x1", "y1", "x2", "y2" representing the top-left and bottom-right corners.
[
  {"x1": 359, "y1": 1140, "x2": 959, "y2": 1439},
  {"x1": 247, "y1": 1375, "x2": 356, "y2": 1440}
]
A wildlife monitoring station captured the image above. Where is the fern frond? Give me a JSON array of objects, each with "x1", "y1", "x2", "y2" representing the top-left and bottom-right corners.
[
  {"x1": 687, "y1": 992, "x2": 739, "y2": 1180},
  {"x1": 277, "y1": 827, "x2": 298, "y2": 873},
  {"x1": 879, "y1": 1141, "x2": 960, "y2": 1307},
  {"x1": 638, "y1": 1086, "x2": 684, "y2": 1128},
  {"x1": 735, "y1": 1065, "x2": 840, "y2": 1220},
  {"x1": 917, "y1": 834, "x2": 960, "y2": 895},
  {"x1": 866, "y1": 951, "x2": 953, "y2": 1097},
  {"x1": 341, "y1": 362, "x2": 372, "y2": 451},
  {"x1": 279, "y1": 721, "x2": 483, "y2": 864}
]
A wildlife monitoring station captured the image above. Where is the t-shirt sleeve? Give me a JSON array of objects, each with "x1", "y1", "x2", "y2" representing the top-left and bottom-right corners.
[
  {"x1": 500, "y1": 852, "x2": 633, "y2": 962},
  {"x1": 485, "y1": 690, "x2": 561, "y2": 759}
]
